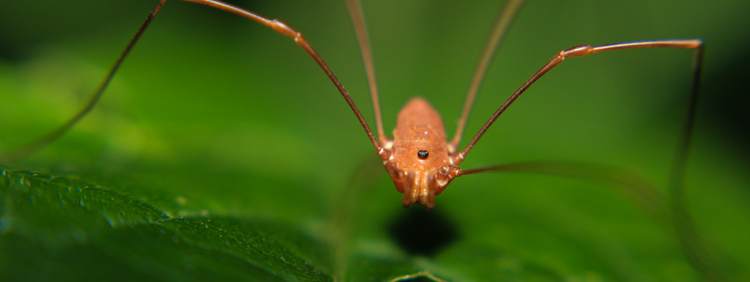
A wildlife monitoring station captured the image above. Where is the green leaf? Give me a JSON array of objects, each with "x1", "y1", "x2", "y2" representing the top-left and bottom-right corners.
[
  {"x1": 2, "y1": 0, "x2": 750, "y2": 281},
  {"x1": 0, "y1": 168, "x2": 331, "y2": 281}
]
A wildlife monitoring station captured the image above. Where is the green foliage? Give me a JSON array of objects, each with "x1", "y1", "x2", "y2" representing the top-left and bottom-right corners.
[
  {"x1": 1, "y1": 0, "x2": 750, "y2": 281},
  {"x1": 1, "y1": 168, "x2": 330, "y2": 281}
]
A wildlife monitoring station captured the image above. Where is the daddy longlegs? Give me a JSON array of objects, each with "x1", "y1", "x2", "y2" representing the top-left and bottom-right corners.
[
  {"x1": 0, "y1": 0, "x2": 704, "y2": 208},
  {"x1": 0, "y1": 0, "x2": 719, "y2": 279}
]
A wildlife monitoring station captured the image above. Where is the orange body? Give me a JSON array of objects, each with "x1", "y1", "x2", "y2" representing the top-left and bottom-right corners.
[{"x1": 382, "y1": 98, "x2": 461, "y2": 209}]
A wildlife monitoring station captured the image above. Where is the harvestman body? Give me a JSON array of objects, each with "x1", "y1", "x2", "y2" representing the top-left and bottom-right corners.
[{"x1": 0, "y1": 0, "x2": 705, "y2": 210}]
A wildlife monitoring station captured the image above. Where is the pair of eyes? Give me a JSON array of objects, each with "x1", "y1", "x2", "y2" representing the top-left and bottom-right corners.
[{"x1": 417, "y1": 150, "x2": 429, "y2": 159}]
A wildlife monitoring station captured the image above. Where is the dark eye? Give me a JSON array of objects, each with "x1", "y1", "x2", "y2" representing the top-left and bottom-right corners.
[{"x1": 417, "y1": 150, "x2": 429, "y2": 159}]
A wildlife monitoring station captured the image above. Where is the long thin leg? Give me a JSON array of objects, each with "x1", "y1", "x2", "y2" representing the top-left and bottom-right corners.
[
  {"x1": 0, "y1": 0, "x2": 168, "y2": 164},
  {"x1": 463, "y1": 159, "x2": 726, "y2": 282},
  {"x1": 1, "y1": 0, "x2": 387, "y2": 163},
  {"x1": 181, "y1": 0, "x2": 384, "y2": 156},
  {"x1": 664, "y1": 44, "x2": 726, "y2": 282},
  {"x1": 344, "y1": 0, "x2": 387, "y2": 145},
  {"x1": 461, "y1": 161, "x2": 668, "y2": 220},
  {"x1": 458, "y1": 40, "x2": 724, "y2": 281},
  {"x1": 454, "y1": 39, "x2": 703, "y2": 163},
  {"x1": 449, "y1": 0, "x2": 527, "y2": 151}
]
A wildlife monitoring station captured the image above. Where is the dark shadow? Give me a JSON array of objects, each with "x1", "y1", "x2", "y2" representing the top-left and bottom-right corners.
[
  {"x1": 387, "y1": 207, "x2": 459, "y2": 257},
  {"x1": 700, "y1": 50, "x2": 750, "y2": 161}
]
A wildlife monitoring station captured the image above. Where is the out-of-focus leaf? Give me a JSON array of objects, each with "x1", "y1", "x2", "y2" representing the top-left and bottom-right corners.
[
  {"x1": 0, "y1": 168, "x2": 332, "y2": 281},
  {"x1": 1, "y1": 0, "x2": 749, "y2": 281}
]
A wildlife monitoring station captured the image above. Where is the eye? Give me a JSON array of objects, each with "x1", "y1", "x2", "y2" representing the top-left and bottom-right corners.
[{"x1": 417, "y1": 150, "x2": 429, "y2": 159}]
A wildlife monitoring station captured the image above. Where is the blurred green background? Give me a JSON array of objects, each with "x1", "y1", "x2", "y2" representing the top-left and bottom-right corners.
[{"x1": 1, "y1": 0, "x2": 749, "y2": 281}]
